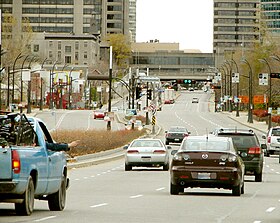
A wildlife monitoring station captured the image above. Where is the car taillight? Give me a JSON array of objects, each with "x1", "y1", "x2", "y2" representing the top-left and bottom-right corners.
[
  {"x1": 12, "y1": 150, "x2": 21, "y2": 174},
  {"x1": 127, "y1": 150, "x2": 139, "y2": 154},
  {"x1": 183, "y1": 133, "x2": 189, "y2": 137},
  {"x1": 248, "y1": 147, "x2": 261, "y2": 154},
  {"x1": 267, "y1": 136, "x2": 271, "y2": 143},
  {"x1": 153, "y1": 150, "x2": 166, "y2": 154},
  {"x1": 220, "y1": 154, "x2": 237, "y2": 162}
]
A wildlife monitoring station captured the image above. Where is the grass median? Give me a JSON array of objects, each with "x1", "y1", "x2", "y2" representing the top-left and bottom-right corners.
[{"x1": 51, "y1": 129, "x2": 146, "y2": 158}]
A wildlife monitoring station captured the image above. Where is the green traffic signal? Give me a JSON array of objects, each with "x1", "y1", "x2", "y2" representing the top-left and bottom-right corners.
[{"x1": 184, "y1": 79, "x2": 191, "y2": 84}]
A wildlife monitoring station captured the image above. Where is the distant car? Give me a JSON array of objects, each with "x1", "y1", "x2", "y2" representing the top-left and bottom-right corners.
[
  {"x1": 93, "y1": 109, "x2": 106, "y2": 119},
  {"x1": 165, "y1": 126, "x2": 190, "y2": 145},
  {"x1": 192, "y1": 97, "x2": 199, "y2": 103},
  {"x1": 262, "y1": 126, "x2": 280, "y2": 156},
  {"x1": 188, "y1": 87, "x2": 194, "y2": 91},
  {"x1": 125, "y1": 120, "x2": 144, "y2": 131},
  {"x1": 170, "y1": 136, "x2": 245, "y2": 196},
  {"x1": 124, "y1": 138, "x2": 171, "y2": 171},
  {"x1": 212, "y1": 128, "x2": 264, "y2": 182}
]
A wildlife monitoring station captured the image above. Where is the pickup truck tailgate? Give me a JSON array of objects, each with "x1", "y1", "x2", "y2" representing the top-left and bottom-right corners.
[{"x1": 0, "y1": 148, "x2": 12, "y2": 179}]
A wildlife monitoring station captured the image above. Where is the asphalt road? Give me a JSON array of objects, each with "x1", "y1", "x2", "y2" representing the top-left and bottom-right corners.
[{"x1": 1, "y1": 91, "x2": 280, "y2": 223}]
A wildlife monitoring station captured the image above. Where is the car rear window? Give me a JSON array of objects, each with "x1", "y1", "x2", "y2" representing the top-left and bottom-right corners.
[
  {"x1": 220, "y1": 135, "x2": 258, "y2": 148},
  {"x1": 181, "y1": 140, "x2": 230, "y2": 152},
  {"x1": 271, "y1": 128, "x2": 280, "y2": 136},
  {"x1": 131, "y1": 140, "x2": 162, "y2": 147},
  {"x1": 169, "y1": 127, "x2": 187, "y2": 132}
]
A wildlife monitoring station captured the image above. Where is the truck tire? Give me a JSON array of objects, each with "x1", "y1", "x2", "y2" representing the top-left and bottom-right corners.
[
  {"x1": 255, "y1": 172, "x2": 262, "y2": 182},
  {"x1": 48, "y1": 176, "x2": 66, "y2": 211},
  {"x1": 15, "y1": 176, "x2": 35, "y2": 216},
  {"x1": 232, "y1": 183, "x2": 241, "y2": 196},
  {"x1": 170, "y1": 183, "x2": 180, "y2": 195}
]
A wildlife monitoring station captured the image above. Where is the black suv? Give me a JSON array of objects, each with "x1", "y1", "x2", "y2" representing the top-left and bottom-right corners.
[{"x1": 212, "y1": 128, "x2": 264, "y2": 182}]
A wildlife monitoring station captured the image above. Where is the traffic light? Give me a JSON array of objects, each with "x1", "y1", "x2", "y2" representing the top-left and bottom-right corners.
[
  {"x1": 270, "y1": 73, "x2": 280, "y2": 79},
  {"x1": 135, "y1": 86, "x2": 141, "y2": 99},
  {"x1": 184, "y1": 79, "x2": 191, "y2": 84},
  {"x1": 147, "y1": 89, "x2": 152, "y2": 100}
]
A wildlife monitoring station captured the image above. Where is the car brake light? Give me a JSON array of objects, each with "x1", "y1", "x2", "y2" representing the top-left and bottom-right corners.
[
  {"x1": 267, "y1": 136, "x2": 271, "y2": 143},
  {"x1": 183, "y1": 133, "x2": 189, "y2": 137},
  {"x1": 248, "y1": 147, "x2": 261, "y2": 154},
  {"x1": 127, "y1": 150, "x2": 139, "y2": 154},
  {"x1": 153, "y1": 150, "x2": 166, "y2": 154},
  {"x1": 12, "y1": 150, "x2": 21, "y2": 174}
]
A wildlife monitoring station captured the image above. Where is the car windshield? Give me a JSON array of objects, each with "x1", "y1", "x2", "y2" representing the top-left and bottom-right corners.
[
  {"x1": 169, "y1": 127, "x2": 187, "y2": 132},
  {"x1": 181, "y1": 139, "x2": 230, "y2": 152},
  {"x1": 131, "y1": 140, "x2": 162, "y2": 147},
  {"x1": 271, "y1": 128, "x2": 280, "y2": 136}
]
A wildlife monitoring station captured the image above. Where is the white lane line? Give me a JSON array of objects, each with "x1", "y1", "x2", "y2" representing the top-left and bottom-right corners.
[
  {"x1": 266, "y1": 207, "x2": 276, "y2": 213},
  {"x1": 130, "y1": 194, "x2": 143, "y2": 199},
  {"x1": 276, "y1": 172, "x2": 280, "y2": 174},
  {"x1": 91, "y1": 175, "x2": 95, "y2": 178},
  {"x1": 75, "y1": 179, "x2": 80, "y2": 181},
  {"x1": 253, "y1": 221, "x2": 261, "y2": 223},
  {"x1": 34, "y1": 216, "x2": 57, "y2": 222},
  {"x1": 156, "y1": 187, "x2": 165, "y2": 191},
  {"x1": 270, "y1": 169, "x2": 275, "y2": 171},
  {"x1": 90, "y1": 203, "x2": 108, "y2": 208}
]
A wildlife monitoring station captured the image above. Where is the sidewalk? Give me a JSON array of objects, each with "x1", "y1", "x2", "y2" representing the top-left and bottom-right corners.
[{"x1": 221, "y1": 111, "x2": 268, "y2": 134}]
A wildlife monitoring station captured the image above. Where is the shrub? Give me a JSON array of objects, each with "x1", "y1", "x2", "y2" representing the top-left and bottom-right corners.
[
  {"x1": 252, "y1": 109, "x2": 268, "y2": 118},
  {"x1": 272, "y1": 115, "x2": 280, "y2": 124},
  {"x1": 51, "y1": 129, "x2": 145, "y2": 157}
]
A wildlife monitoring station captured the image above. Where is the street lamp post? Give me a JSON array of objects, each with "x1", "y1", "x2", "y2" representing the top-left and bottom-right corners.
[
  {"x1": 231, "y1": 59, "x2": 240, "y2": 117},
  {"x1": 241, "y1": 58, "x2": 253, "y2": 123},
  {"x1": 107, "y1": 46, "x2": 113, "y2": 131},
  {"x1": 259, "y1": 58, "x2": 272, "y2": 130},
  {"x1": 12, "y1": 53, "x2": 24, "y2": 104},
  {"x1": 225, "y1": 60, "x2": 233, "y2": 112},
  {"x1": 68, "y1": 67, "x2": 75, "y2": 109},
  {"x1": 20, "y1": 55, "x2": 30, "y2": 113},
  {"x1": 222, "y1": 64, "x2": 230, "y2": 111},
  {"x1": 49, "y1": 61, "x2": 58, "y2": 109}
]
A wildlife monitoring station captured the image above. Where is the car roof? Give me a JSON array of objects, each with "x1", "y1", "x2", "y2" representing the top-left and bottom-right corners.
[
  {"x1": 185, "y1": 135, "x2": 231, "y2": 142},
  {"x1": 215, "y1": 128, "x2": 255, "y2": 135}
]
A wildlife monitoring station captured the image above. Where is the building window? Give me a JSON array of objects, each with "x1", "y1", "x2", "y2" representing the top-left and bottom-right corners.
[
  {"x1": 65, "y1": 56, "x2": 71, "y2": 63},
  {"x1": 75, "y1": 42, "x2": 79, "y2": 50},
  {"x1": 65, "y1": 46, "x2": 71, "y2": 53},
  {"x1": 58, "y1": 51, "x2": 62, "y2": 61},
  {"x1": 58, "y1": 41, "x2": 61, "y2": 50},
  {"x1": 33, "y1": 44, "x2": 39, "y2": 52},
  {"x1": 75, "y1": 52, "x2": 79, "y2": 61},
  {"x1": 49, "y1": 41, "x2": 53, "y2": 48},
  {"x1": 84, "y1": 41, "x2": 88, "y2": 48},
  {"x1": 84, "y1": 52, "x2": 88, "y2": 59},
  {"x1": 49, "y1": 51, "x2": 53, "y2": 59}
]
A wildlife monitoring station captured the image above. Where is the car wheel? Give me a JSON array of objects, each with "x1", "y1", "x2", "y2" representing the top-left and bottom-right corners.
[
  {"x1": 255, "y1": 172, "x2": 262, "y2": 182},
  {"x1": 266, "y1": 150, "x2": 270, "y2": 157},
  {"x1": 165, "y1": 140, "x2": 169, "y2": 145},
  {"x1": 48, "y1": 176, "x2": 67, "y2": 211},
  {"x1": 125, "y1": 164, "x2": 132, "y2": 171},
  {"x1": 15, "y1": 176, "x2": 34, "y2": 216},
  {"x1": 170, "y1": 183, "x2": 180, "y2": 195},
  {"x1": 163, "y1": 163, "x2": 169, "y2": 171},
  {"x1": 232, "y1": 183, "x2": 241, "y2": 196}
]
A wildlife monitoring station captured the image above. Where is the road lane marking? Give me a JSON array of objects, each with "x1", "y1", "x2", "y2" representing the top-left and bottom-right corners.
[
  {"x1": 34, "y1": 216, "x2": 56, "y2": 222},
  {"x1": 90, "y1": 203, "x2": 108, "y2": 208},
  {"x1": 156, "y1": 187, "x2": 165, "y2": 191},
  {"x1": 276, "y1": 172, "x2": 280, "y2": 174},
  {"x1": 253, "y1": 221, "x2": 261, "y2": 223},
  {"x1": 130, "y1": 194, "x2": 143, "y2": 199},
  {"x1": 270, "y1": 169, "x2": 274, "y2": 171},
  {"x1": 266, "y1": 207, "x2": 275, "y2": 213}
]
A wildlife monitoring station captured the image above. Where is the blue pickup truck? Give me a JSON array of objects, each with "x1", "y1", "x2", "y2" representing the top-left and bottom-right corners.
[{"x1": 0, "y1": 112, "x2": 69, "y2": 215}]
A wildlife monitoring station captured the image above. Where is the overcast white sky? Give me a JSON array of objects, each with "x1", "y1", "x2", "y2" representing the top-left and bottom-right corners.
[{"x1": 136, "y1": 0, "x2": 213, "y2": 53}]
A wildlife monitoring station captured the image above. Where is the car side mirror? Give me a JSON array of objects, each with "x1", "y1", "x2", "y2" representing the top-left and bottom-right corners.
[
  {"x1": 261, "y1": 134, "x2": 266, "y2": 139},
  {"x1": 165, "y1": 130, "x2": 168, "y2": 133},
  {"x1": 167, "y1": 145, "x2": 172, "y2": 150},
  {"x1": 171, "y1": 150, "x2": 178, "y2": 155},
  {"x1": 188, "y1": 132, "x2": 191, "y2": 134},
  {"x1": 123, "y1": 145, "x2": 128, "y2": 150},
  {"x1": 261, "y1": 144, "x2": 267, "y2": 150}
]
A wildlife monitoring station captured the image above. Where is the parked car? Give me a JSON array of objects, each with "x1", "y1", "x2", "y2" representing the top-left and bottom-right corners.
[
  {"x1": 192, "y1": 97, "x2": 199, "y2": 103},
  {"x1": 170, "y1": 136, "x2": 245, "y2": 196},
  {"x1": 165, "y1": 126, "x2": 190, "y2": 145},
  {"x1": 262, "y1": 126, "x2": 280, "y2": 156},
  {"x1": 212, "y1": 128, "x2": 264, "y2": 182},
  {"x1": 93, "y1": 109, "x2": 106, "y2": 119},
  {"x1": 123, "y1": 138, "x2": 171, "y2": 171}
]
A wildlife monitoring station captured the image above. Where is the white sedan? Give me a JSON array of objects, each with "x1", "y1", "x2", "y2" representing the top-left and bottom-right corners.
[{"x1": 124, "y1": 138, "x2": 171, "y2": 171}]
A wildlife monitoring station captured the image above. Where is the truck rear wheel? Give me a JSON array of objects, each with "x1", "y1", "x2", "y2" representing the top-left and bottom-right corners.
[
  {"x1": 15, "y1": 176, "x2": 34, "y2": 216},
  {"x1": 48, "y1": 176, "x2": 66, "y2": 211}
]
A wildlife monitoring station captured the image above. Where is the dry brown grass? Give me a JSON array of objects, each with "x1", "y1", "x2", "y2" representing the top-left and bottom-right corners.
[{"x1": 51, "y1": 129, "x2": 145, "y2": 157}]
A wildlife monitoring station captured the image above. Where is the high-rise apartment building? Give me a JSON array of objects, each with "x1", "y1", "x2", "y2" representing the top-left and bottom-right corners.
[
  {"x1": 213, "y1": 0, "x2": 260, "y2": 54},
  {"x1": 129, "y1": 0, "x2": 137, "y2": 42},
  {"x1": 261, "y1": 0, "x2": 280, "y2": 34}
]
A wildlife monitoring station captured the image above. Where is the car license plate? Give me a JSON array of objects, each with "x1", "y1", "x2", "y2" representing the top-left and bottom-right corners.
[
  {"x1": 174, "y1": 139, "x2": 180, "y2": 141},
  {"x1": 197, "y1": 173, "x2": 211, "y2": 180}
]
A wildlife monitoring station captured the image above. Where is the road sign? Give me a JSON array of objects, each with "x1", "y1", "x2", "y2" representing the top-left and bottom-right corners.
[
  {"x1": 270, "y1": 73, "x2": 280, "y2": 79},
  {"x1": 232, "y1": 73, "x2": 239, "y2": 83},
  {"x1": 259, "y1": 73, "x2": 268, "y2": 85},
  {"x1": 152, "y1": 115, "x2": 156, "y2": 126}
]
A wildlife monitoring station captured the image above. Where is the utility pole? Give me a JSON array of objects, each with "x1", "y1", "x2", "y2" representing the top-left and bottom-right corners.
[{"x1": 107, "y1": 46, "x2": 113, "y2": 131}]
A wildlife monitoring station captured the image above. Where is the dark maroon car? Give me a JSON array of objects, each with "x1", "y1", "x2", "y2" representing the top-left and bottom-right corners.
[{"x1": 170, "y1": 136, "x2": 245, "y2": 196}]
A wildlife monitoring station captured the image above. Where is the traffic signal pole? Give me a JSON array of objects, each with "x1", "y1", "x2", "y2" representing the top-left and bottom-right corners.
[{"x1": 146, "y1": 82, "x2": 149, "y2": 125}]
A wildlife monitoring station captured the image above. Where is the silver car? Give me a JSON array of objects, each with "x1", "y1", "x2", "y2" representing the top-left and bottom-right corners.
[{"x1": 124, "y1": 138, "x2": 170, "y2": 171}]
